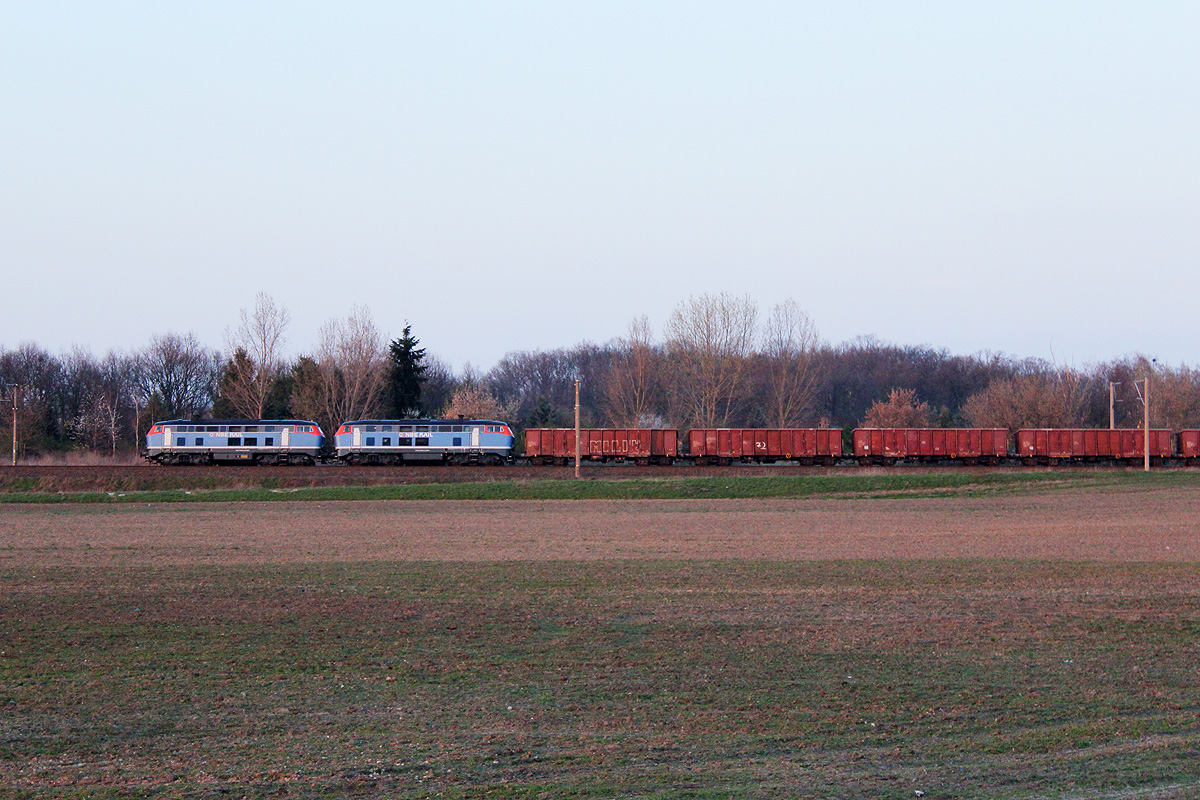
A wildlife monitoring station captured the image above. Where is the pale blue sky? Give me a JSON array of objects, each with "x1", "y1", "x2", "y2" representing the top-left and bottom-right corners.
[{"x1": 2, "y1": 2, "x2": 1197, "y2": 369}]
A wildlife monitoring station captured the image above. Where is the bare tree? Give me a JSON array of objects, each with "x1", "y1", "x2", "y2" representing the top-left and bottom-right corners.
[
  {"x1": 862, "y1": 388, "x2": 934, "y2": 427},
  {"x1": 664, "y1": 293, "x2": 758, "y2": 428},
  {"x1": 486, "y1": 348, "x2": 577, "y2": 426},
  {"x1": 604, "y1": 316, "x2": 663, "y2": 427},
  {"x1": 0, "y1": 343, "x2": 60, "y2": 456},
  {"x1": 68, "y1": 351, "x2": 136, "y2": 458},
  {"x1": 1145, "y1": 364, "x2": 1200, "y2": 430},
  {"x1": 133, "y1": 333, "x2": 222, "y2": 420},
  {"x1": 961, "y1": 367, "x2": 1091, "y2": 431},
  {"x1": 420, "y1": 355, "x2": 459, "y2": 419},
  {"x1": 442, "y1": 384, "x2": 507, "y2": 420},
  {"x1": 292, "y1": 306, "x2": 389, "y2": 435},
  {"x1": 222, "y1": 293, "x2": 291, "y2": 418},
  {"x1": 1102, "y1": 355, "x2": 1200, "y2": 430},
  {"x1": 287, "y1": 355, "x2": 327, "y2": 428},
  {"x1": 759, "y1": 299, "x2": 821, "y2": 427}
]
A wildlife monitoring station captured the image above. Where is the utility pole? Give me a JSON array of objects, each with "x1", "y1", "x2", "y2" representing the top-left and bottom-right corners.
[
  {"x1": 6, "y1": 384, "x2": 18, "y2": 467},
  {"x1": 1133, "y1": 376, "x2": 1150, "y2": 472},
  {"x1": 1143, "y1": 376, "x2": 1150, "y2": 473},
  {"x1": 1108, "y1": 381, "x2": 1119, "y2": 430},
  {"x1": 574, "y1": 379, "x2": 581, "y2": 479},
  {"x1": 131, "y1": 393, "x2": 142, "y2": 456}
]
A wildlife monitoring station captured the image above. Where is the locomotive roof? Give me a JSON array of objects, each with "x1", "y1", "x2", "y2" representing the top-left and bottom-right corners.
[
  {"x1": 341, "y1": 419, "x2": 509, "y2": 425},
  {"x1": 151, "y1": 419, "x2": 320, "y2": 425}
]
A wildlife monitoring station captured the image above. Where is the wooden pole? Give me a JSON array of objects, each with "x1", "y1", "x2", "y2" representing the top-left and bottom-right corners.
[
  {"x1": 1109, "y1": 382, "x2": 1116, "y2": 430},
  {"x1": 10, "y1": 385, "x2": 18, "y2": 467},
  {"x1": 1144, "y1": 376, "x2": 1150, "y2": 473},
  {"x1": 574, "y1": 379, "x2": 581, "y2": 479}
]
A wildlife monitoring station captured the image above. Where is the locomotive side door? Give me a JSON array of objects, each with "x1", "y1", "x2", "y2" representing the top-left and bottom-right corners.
[
  {"x1": 471, "y1": 426, "x2": 481, "y2": 448},
  {"x1": 281, "y1": 426, "x2": 290, "y2": 450}
]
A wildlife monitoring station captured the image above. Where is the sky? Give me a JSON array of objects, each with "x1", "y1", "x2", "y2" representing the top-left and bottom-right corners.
[{"x1": 2, "y1": 1, "x2": 1198, "y2": 371}]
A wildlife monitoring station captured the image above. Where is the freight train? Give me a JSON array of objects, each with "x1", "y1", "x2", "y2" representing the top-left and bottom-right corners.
[
  {"x1": 144, "y1": 419, "x2": 1200, "y2": 467},
  {"x1": 525, "y1": 426, "x2": 1191, "y2": 467}
]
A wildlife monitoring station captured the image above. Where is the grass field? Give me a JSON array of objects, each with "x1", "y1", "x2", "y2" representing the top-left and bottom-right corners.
[
  {"x1": 2, "y1": 473, "x2": 1199, "y2": 798},
  {"x1": 3, "y1": 469, "x2": 1199, "y2": 504}
]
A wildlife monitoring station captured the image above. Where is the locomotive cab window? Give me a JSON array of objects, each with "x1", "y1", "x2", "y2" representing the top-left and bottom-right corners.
[{"x1": 264, "y1": 437, "x2": 274, "y2": 446}]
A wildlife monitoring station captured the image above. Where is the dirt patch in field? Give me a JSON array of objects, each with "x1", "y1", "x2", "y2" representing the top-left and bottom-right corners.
[{"x1": 1, "y1": 483, "x2": 1195, "y2": 567}]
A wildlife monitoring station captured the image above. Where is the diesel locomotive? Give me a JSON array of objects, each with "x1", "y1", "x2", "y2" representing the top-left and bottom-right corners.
[{"x1": 143, "y1": 419, "x2": 324, "y2": 465}]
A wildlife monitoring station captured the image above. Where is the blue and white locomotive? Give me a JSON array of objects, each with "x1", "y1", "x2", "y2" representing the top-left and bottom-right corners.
[
  {"x1": 333, "y1": 419, "x2": 514, "y2": 465},
  {"x1": 144, "y1": 419, "x2": 324, "y2": 465}
]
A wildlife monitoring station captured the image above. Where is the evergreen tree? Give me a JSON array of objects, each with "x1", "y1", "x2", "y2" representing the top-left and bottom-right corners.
[{"x1": 387, "y1": 324, "x2": 427, "y2": 418}]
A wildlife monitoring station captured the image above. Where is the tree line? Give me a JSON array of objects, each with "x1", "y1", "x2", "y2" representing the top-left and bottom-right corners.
[{"x1": 2, "y1": 292, "x2": 1197, "y2": 461}]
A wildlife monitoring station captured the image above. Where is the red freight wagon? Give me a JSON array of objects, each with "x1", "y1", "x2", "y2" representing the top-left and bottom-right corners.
[
  {"x1": 1016, "y1": 429, "x2": 1173, "y2": 463},
  {"x1": 524, "y1": 428, "x2": 677, "y2": 465},
  {"x1": 686, "y1": 428, "x2": 842, "y2": 465},
  {"x1": 1178, "y1": 430, "x2": 1200, "y2": 461},
  {"x1": 852, "y1": 428, "x2": 1008, "y2": 465}
]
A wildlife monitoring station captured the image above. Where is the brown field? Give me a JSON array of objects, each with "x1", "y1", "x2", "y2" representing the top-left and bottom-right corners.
[
  {"x1": 3, "y1": 482, "x2": 1200, "y2": 799},
  {"x1": 1, "y1": 482, "x2": 1196, "y2": 567}
]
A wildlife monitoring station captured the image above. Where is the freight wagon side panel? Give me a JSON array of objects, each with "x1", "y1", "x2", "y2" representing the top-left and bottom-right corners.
[
  {"x1": 662, "y1": 429, "x2": 679, "y2": 458},
  {"x1": 1017, "y1": 429, "x2": 1173, "y2": 460}
]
